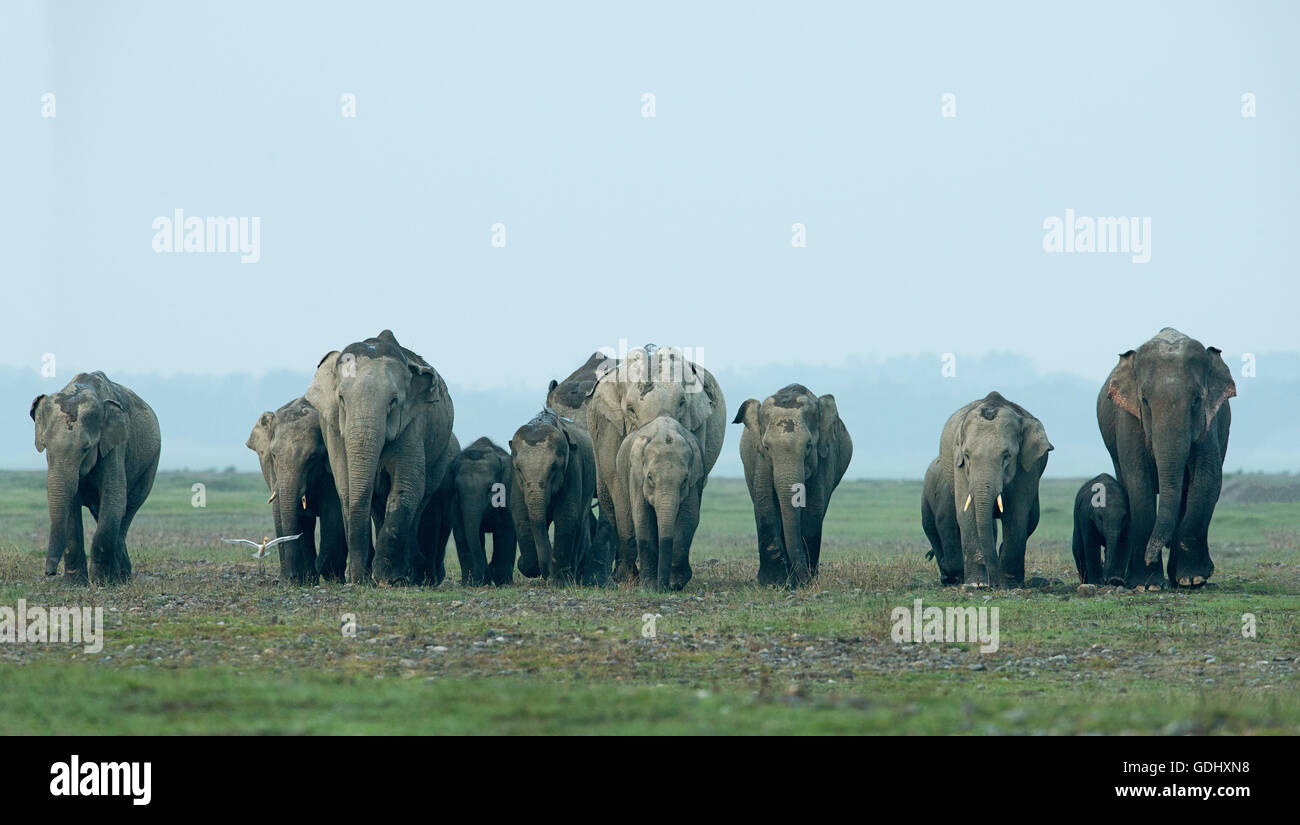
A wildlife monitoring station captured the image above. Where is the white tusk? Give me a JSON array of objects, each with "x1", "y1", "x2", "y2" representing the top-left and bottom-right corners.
[
  {"x1": 996, "y1": 494, "x2": 1003, "y2": 513},
  {"x1": 301, "y1": 495, "x2": 307, "y2": 510},
  {"x1": 963, "y1": 494, "x2": 972, "y2": 512},
  {"x1": 267, "y1": 492, "x2": 277, "y2": 504}
]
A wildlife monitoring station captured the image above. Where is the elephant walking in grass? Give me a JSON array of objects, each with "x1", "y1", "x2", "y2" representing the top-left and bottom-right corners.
[
  {"x1": 30, "y1": 372, "x2": 160, "y2": 585},
  {"x1": 1072, "y1": 473, "x2": 1129, "y2": 585},
  {"x1": 1098, "y1": 328, "x2": 1235, "y2": 588},
  {"x1": 616, "y1": 416, "x2": 704, "y2": 591},
  {"x1": 450, "y1": 437, "x2": 516, "y2": 586},
  {"x1": 587, "y1": 345, "x2": 725, "y2": 583},
  {"x1": 305, "y1": 330, "x2": 455, "y2": 585},
  {"x1": 509, "y1": 410, "x2": 596, "y2": 585},
  {"x1": 733, "y1": 385, "x2": 851, "y2": 587},
  {"x1": 246, "y1": 398, "x2": 347, "y2": 584},
  {"x1": 921, "y1": 457, "x2": 963, "y2": 585},
  {"x1": 939, "y1": 392, "x2": 1052, "y2": 588}
]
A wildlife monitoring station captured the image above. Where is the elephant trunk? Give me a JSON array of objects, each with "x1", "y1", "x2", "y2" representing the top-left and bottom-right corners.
[
  {"x1": 525, "y1": 487, "x2": 554, "y2": 577},
  {"x1": 276, "y1": 473, "x2": 311, "y2": 583},
  {"x1": 458, "y1": 491, "x2": 488, "y2": 585},
  {"x1": 969, "y1": 472, "x2": 1001, "y2": 584},
  {"x1": 1148, "y1": 430, "x2": 1190, "y2": 565},
  {"x1": 655, "y1": 489, "x2": 680, "y2": 589},
  {"x1": 344, "y1": 423, "x2": 381, "y2": 583},
  {"x1": 774, "y1": 467, "x2": 809, "y2": 586},
  {"x1": 44, "y1": 466, "x2": 77, "y2": 575}
]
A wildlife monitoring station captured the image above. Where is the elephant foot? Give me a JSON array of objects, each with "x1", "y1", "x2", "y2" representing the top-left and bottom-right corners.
[
  {"x1": 1172, "y1": 544, "x2": 1213, "y2": 588},
  {"x1": 757, "y1": 561, "x2": 788, "y2": 587},
  {"x1": 939, "y1": 574, "x2": 963, "y2": 586},
  {"x1": 670, "y1": 565, "x2": 692, "y2": 591},
  {"x1": 612, "y1": 560, "x2": 639, "y2": 584},
  {"x1": 1128, "y1": 566, "x2": 1166, "y2": 591},
  {"x1": 63, "y1": 568, "x2": 89, "y2": 586}
]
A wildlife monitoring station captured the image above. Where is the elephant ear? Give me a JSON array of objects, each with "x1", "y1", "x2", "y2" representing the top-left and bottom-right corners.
[
  {"x1": 1204, "y1": 346, "x2": 1236, "y2": 435},
  {"x1": 246, "y1": 412, "x2": 274, "y2": 456},
  {"x1": 30, "y1": 395, "x2": 48, "y2": 452},
  {"x1": 680, "y1": 368, "x2": 715, "y2": 432},
  {"x1": 407, "y1": 361, "x2": 445, "y2": 402},
  {"x1": 1019, "y1": 416, "x2": 1054, "y2": 472},
  {"x1": 1107, "y1": 350, "x2": 1141, "y2": 418},
  {"x1": 98, "y1": 398, "x2": 129, "y2": 459},
  {"x1": 731, "y1": 398, "x2": 759, "y2": 430},
  {"x1": 588, "y1": 375, "x2": 627, "y2": 439},
  {"x1": 816, "y1": 394, "x2": 841, "y2": 459}
]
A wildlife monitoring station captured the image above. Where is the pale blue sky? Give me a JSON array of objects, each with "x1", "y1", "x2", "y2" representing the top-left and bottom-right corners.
[{"x1": 1, "y1": 1, "x2": 1296, "y2": 391}]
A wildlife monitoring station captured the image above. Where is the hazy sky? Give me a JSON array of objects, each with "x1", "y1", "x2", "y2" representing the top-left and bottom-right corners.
[{"x1": 2, "y1": 1, "x2": 1296, "y2": 391}]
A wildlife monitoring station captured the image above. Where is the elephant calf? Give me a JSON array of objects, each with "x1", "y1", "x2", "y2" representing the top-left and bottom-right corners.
[
  {"x1": 509, "y1": 410, "x2": 596, "y2": 585},
  {"x1": 921, "y1": 457, "x2": 963, "y2": 585},
  {"x1": 247, "y1": 398, "x2": 347, "y2": 584},
  {"x1": 450, "y1": 437, "x2": 516, "y2": 586},
  {"x1": 31, "y1": 372, "x2": 160, "y2": 585},
  {"x1": 616, "y1": 416, "x2": 704, "y2": 591},
  {"x1": 1072, "y1": 473, "x2": 1129, "y2": 586},
  {"x1": 733, "y1": 384, "x2": 852, "y2": 587}
]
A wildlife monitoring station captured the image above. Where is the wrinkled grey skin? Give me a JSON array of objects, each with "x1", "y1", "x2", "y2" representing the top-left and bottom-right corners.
[
  {"x1": 616, "y1": 416, "x2": 703, "y2": 591},
  {"x1": 1098, "y1": 328, "x2": 1235, "y2": 589},
  {"x1": 546, "y1": 351, "x2": 613, "y2": 430},
  {"x1": 1072, "y1": 473, "x2": 1129, "y2": 585},
  {"x1": 31, "y1": 372, "x2": 160, "y2": 585},
  {"x1": 305, "y1": 330, "x2": 456, "y2": 585},
  {"x1": 921, "y1": 457, "x2": 963, "y2": 585},
  {"x1": 939, "y1": 392, "x2": 1052, "y2": 588},
  {"x1": 412, "y1": 432, "x2": 459, "y2": 586},
  {"x1": 509, "y1": 410, "x2": 596, "y2": 585},
  {"x1": 246, "y1": 398, "x2": 347, "y2": 584},
  {"x1": 450, "y1": 437, "x2": 516, "y2": 586},
  {"x1": 733, "y1": 384, "x2": 852, "y2": 587},
  {"x1": 588, "y1": 346, "x2": 725, "y2": 583}
]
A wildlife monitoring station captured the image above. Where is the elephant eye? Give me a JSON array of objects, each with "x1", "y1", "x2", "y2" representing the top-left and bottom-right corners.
[{"x1": 1191, "y1": 395, "x2": 1202, "y2": 407}]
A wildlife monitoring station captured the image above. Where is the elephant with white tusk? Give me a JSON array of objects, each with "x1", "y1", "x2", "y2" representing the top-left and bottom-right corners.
[
  {"x1": 939, "y1": 392, "x2": 1052, "y2": 588},
  {"x1": 246, "y1": 398, "x2": 349, "y2": 584}
]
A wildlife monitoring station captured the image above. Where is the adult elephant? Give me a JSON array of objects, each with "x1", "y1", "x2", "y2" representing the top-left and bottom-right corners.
[
  {"x1": 587, "y1": 345, "x2": 725, "y2": 582},
  {"x1": 732, "y1": 385, "x2": 852, "y2": 587},
  {"x1": 30, "y1": 372, "x2": 160, "y2": 584},
  {"x1": 1098, "y1": 328, "x2": 1235, "y2": 589},
  {"x1": 939, "y1": 392, "x2": 1052, "y2": 587},
  {"x1": 246, "y1": 398, "x2": 347, "y2": 584},
  {"x1": 305, "y1": 330, "x2": 455, "y2": 585},
  {"x1": 546, "y1": 350, "x2": 615, "y2": 429}
]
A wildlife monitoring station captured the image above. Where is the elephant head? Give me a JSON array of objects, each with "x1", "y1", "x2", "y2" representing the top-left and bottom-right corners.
[
  {"x1": 732, "y1": 384, "x2": 842, "y2": 585},
  {"x1": 31, "y1": 374, "x2": 130, "y2": 575},
  {"x1": 588, "y1": 346, "x2": 714, "y2": 443},
  {"x1": 245, "y1": 398, "x2": 327, "y2": 580},
  {"x1": 330, "y1": 330, "x2": 446, "y2": 583},
  {"x1": 546, "y1": 351, "x2": 616, "y2": 429},
  {"x1": 944, "y1": 392, "x2": 1052, "y2": 583},
  {"x1": 1106, "y1": 328, "x2": 1235, "y2": 565},
  {"x1": 509, "y1": 410, "x2": 579, "y2": 580}
]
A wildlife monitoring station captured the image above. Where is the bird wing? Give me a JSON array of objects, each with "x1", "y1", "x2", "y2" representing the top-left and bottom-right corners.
[
  {"x1": 263, "y1": 534, "x2": 304, "y2": 549},
  {"x1": 221, "y1": 539, "x2": 260, "y2": 548}
]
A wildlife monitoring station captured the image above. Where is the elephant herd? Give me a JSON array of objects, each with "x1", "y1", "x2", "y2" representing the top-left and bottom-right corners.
[{"x1": 29, "y1": 327, "x2": 1235, "y2": 592}]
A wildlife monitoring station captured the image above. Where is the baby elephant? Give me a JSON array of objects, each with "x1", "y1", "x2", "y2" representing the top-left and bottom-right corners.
[
  {"x1": 509, "y1": 410, "x2": 596, "y2": 585},
  {"x1": 450, "y1": 437, "x2": 516, "y2": 586},
  {"x1": 616, "y1": 416, "x2": 704, "y2": 591},
  {"x1": 1072, "y1": 473, "x2": 1129, "y2": 585}
]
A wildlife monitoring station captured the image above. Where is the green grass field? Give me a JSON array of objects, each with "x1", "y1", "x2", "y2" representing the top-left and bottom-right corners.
[{"x1": 1, "y1": 470, "x2": 1297, "y2": 734}]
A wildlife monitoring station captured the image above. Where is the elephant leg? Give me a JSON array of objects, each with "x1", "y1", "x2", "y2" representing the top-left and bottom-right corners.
[
  {"x1": 416, "y1": 502, "x2": 450, "y2": 587},
  {"x1": 606, "y1": 475, "x2": 638, "y2": 584},
  {"x1": 512, "y1": 481, "x2": 541, "y2": 578},
  {"x1": 451, "y1": 520, "x2": 473, "y2": 585},
  {"x1": 489, "y1": 521, "x2": 517, "y2": 585},
  {"x1": 1120, "y1": 462, "x2": 1162, "y2": 589},
  {"x1": 551, "y1": 510, "x2": 582, "y2": 587},
  {"x1": 316, "y1": 496, "x2": 348, "y2": 582},
  {"x1": 749, "y1": 461, "x2": 786, "y2": 587},
  {"x1": 633, "y1": 501, "x2": 659, "y2": 591},
  {"x1": 1170, "y1": 446, "x2": 1220, "y2": 587},
  {"x1": 64, "y1": 496, "x2": 88, "y2": 585},
  {"x1": 1083, "y1": 528, "x2": 1105, "y2": 585}
]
